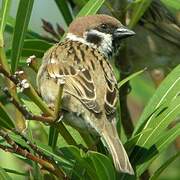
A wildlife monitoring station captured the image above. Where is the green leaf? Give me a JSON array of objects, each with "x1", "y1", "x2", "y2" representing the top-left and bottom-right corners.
[
  {"x1": 22, "y1": 39, "x2": 52, "y2": 58},
  {"x1": 55, "y1": 124, "x2": 87, "y2": 148},
  {"x1": 54, "y1": 0, "x2": 73, "y2": 25},
  {"x1": 130, "y1": 74, "x2": 155, "y2": 104},
  {"x1": 88, "y1": 151, "x2": 116, "y2": 180},
  {"x1": 133, "y1": 64, "x2": 180, "y2": 135},
  {"x1": 135, "y1": 96, "x2": 180, "y2": 148},
  {"x1": 0, "y1": 166, "x2": 12, "y2": 180},
  {"x1": 77, "y1": 0, "x2": 105, "y2": 17},
  {"x1": 37, "y1": 143, "x2": 72, "y2": 167},
  {"x1": 8, "y1": 132, "x2": 31, "y2": 148},
  {"x1": 72, "y1": 0, "x2": 87, "y2": 7},
  {"x1": 128, "y1": 0, "x2": 153, "y2": 28},
  {"x1": 60, "y1": 146, "x2": 98, "y2": 179},
  {"x1": 0, "y1": 0, "x2": 12, "y2": 46},
  {"x1": 0, "y1": 0, "x2": 12, "y2": 72},
  {"x1": 0, "y1": 103, "x2": 15, "y2": 129},
  {"x1": 60, "y1": 145, "x2": 116, "y2": 179},
  {"x1": 0, "y1": 17, "x2": 13, "y2": 34},
  {"x1": 3, "y1": 168, "x2": 28, "y2": 176},
  {"x1": 161, "y1": 0, "x2": 180, "y2": 10},
  {"x1": 130, "y1": 66, "x2": 180, "y2": 175},
  {"x1": 150, "y1": 152, "x2": 180, "y2": 180},
  {"x1": 0, "y1": 13, "x2": 47, "y2": 40},
  {"x1": 136, "y1": 123, "x2": 180, "y2": 176},
  {"x1": 11, "y1": 0, "x2": 34, "y2": 73},
  {"x1": 124, "y1": 128, "x2": 152, "y2": 152},
  {"x1": 3, "y1": 132, "x2": 72, "y2": 168},
  {"x1": 118, "y1": 68, "x2": 146, "y2": 88},
  {"x1": 7, "y1": 39, "x2": 52, "y2": 58},
  {"x1": 27, "y1": 123, "x2": 43, "y2": 180},
  {"x1": 48, "y1": 126, "x2": 59, "y2": 149},
  {"x1": 20, "y1": 96, "x2": 42, "y2": 115}
]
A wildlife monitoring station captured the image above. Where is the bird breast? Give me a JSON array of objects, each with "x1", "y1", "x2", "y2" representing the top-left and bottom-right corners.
[{"x1": 37, "y1": 40, "x2": 118, "y2": 122}]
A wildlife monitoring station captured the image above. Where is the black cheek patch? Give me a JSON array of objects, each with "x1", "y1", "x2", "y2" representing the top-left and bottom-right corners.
[{"x1": 86, "y1": 33, "x2": 102, "y2": 46}]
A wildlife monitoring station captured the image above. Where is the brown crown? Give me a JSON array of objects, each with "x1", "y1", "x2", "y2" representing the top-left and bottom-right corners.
[{"x1": 68, "y1": 14, "x2": 122, "y2": 37}]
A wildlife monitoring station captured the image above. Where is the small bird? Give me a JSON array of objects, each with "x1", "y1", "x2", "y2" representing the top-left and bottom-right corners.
[{"x1": 37, "y1": 14, "x2": 135, "y2": 174}]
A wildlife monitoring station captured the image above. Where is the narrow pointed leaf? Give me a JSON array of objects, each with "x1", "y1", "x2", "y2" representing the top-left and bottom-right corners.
[
  {"x1": 72, "y1": 0, "x2": 87, "y2": 7},
  {"x1": 0, "y1": 0, "x2": 12, "y2": 46},
  {"x1": 7, "y1": 39, "x2": 52, "y2": 58},
  {"x1": 22, "y1": 39, "x2": 52, "y2": 58},
  {"x1": 118, "y1": 68, "x2": 146, "y2": 88},
  {"x1": 136, "y1": 123, "x2": 180, "y2": 176},
  {"x1": 124, "y1": 128, "x2": 152, "y2": 152},
  {"x1": 150, "y1": 152, "x2": 180, "y2": 180},
  {"x1": 128, "y1": 0, "x2": 153, "y2": 28},
  {"x1": 131, "y1": 65, "x2": 180, "y2": 172},
  {"x1": 0, "y1": 103, "x2": 15, "y2": 129},
  {"x1": 77, "y1": 0, "x2": 105, "y2": 17},
  {"x1": 88, "y1": 151, "x2": 116, "y2": 180},
  {"x1": 61, "y1": 145, "x2": 117, "y2": 179},
  {"x1": 0, "y1": 0, "x2": 11, "y2": 72},
  {"x1": 3, "y1": 168, "x2": 28, "y2": 176},
  {"x1": 161, "y1": 0, "x2": 180, "y2": 10},
  {"x1": 135, "y1": 96, "x2": 180, "y2": 148},
  {"x1": 54, "y1": 0, "x2": 73, "y2": 25},
  {"x1": 0, "y1": 166, "x2": 12, "y2": 180},
  {"x1": 133, "y1": 64, "x2": 180, "y2": 135},
  {"x1": 11, "y1": 0, "x2": 34, "y2": 73}
]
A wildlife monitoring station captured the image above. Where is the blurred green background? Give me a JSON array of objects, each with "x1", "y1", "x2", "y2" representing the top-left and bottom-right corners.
[{"x1": 0, "y1": 0, "x2": 179, "y2": 179}]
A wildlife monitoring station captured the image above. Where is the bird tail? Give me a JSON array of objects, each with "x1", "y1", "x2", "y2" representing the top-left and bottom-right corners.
[{"x1": 101, "y1": 122, "x2": 134, "y2": 175}]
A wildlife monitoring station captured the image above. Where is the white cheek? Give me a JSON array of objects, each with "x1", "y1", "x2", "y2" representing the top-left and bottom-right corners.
[
  {"x1": 66, "y1": 31, "x2": 113, "y2": 58},
  {"x1": 99, "y1": 34, "x2": 113, "y2": 56},
  {"x1": 66, "y1": 33, "x2": 87, "y2": 44}
]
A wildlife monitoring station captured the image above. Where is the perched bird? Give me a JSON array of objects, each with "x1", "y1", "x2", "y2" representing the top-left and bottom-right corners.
[{"x1": 37, "y1": 14, "x2": 135, "y2": 174}]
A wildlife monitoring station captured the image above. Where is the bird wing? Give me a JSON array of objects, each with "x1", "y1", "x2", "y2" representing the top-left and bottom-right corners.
[
  {"x1": 44, "y1": 40, "x2": 118, "y2": 117},
  {"x1": 99, "y1": 58, "x2": 118, "y2": 117},
  {"x1": 45, "y1": 41, "x2": 101, "y2": 114}
]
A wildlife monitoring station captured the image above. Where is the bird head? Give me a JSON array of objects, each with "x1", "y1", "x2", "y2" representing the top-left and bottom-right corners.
[{"x1": 66, "y1": 14, "x2": 135, "y2": 57}]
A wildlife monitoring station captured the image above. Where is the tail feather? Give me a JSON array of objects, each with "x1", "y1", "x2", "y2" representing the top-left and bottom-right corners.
[{"x1": 101, "y1": 123, "x2": 134, "y2": 175}]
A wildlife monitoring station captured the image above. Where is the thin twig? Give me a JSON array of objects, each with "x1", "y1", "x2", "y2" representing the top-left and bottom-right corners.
[
  {"x1": 115, "y1": 48, "x2": 134, "y2": 137},
  {"x1": 55, "y1": 123, "x2": 78, "y2": 146},
  {"x1": 1, "y1": 63, "x2": 78, "y2": 150},
  {"x1": 0, "y1": 129, "x2": 67, "y2": 179},
  {"x1": 2, "y1": 87, "x2": 54, "y2": 123},
  {"x1": 12, "y1": 129, "x2": 67, "y2": 178},
  {"x1": 15, "y1": 70, "x2": 54, "y2": 116},
  {"x1": 53, "y1": 81, "x2": 65, "y2": 120},
  {"x1": 0, "y1": 64, "x2": 19, "y2": 84}
]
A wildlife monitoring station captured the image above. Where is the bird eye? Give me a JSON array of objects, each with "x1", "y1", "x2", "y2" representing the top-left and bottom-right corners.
[{"x1": 100, "y1": 24, "x2": 107, "y2": 29}]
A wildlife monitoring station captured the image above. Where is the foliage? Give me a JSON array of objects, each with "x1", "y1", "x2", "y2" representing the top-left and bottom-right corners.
[{"x1": 0, "y1": 0, "x2": 179, "y2": 179}]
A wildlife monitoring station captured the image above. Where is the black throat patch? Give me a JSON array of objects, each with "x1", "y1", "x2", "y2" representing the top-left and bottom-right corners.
[{"x1": 86, "y1": 33, "x2": 102, "y2": 46}]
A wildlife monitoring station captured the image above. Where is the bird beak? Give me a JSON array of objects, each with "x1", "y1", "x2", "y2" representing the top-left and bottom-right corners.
[{"x1": 113, "y1": 26, "x2": 135, "y2": 39}]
